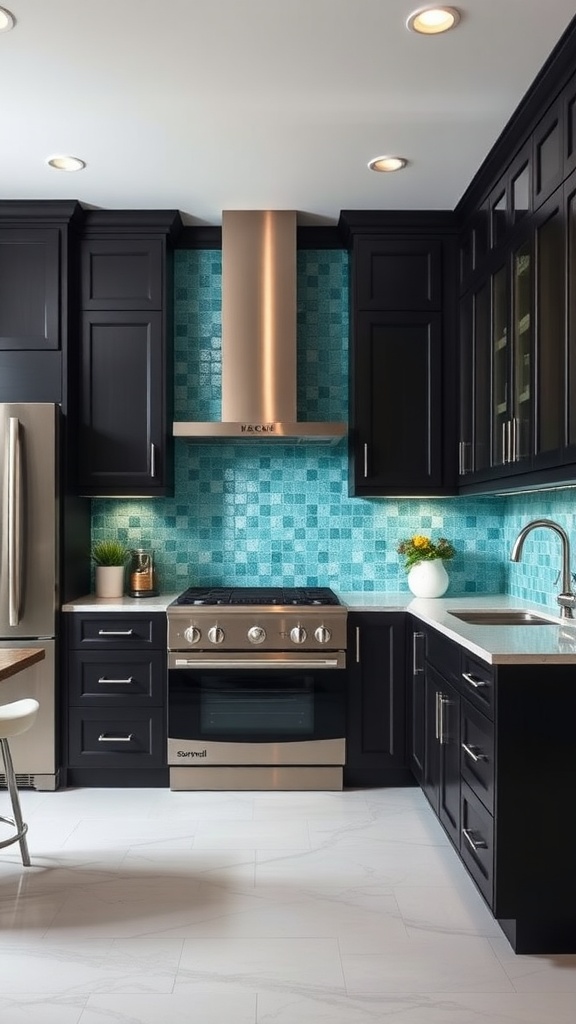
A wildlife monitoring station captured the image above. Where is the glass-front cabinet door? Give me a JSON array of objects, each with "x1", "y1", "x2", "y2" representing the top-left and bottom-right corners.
[
  {"x1": 491, "y1": 264, "x2": 508, "y2": 466},
  {"x1": 534, "y1": 191, "x2": 564, "y2": 465},
  {"x1": 511, "y1": 236, "x2": 532, "y2": 464}
]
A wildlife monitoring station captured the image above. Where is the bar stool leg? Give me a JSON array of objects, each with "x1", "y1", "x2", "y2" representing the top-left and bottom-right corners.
[{"x1": 0, "y1": 738, "x2": 30, "y2": 867}]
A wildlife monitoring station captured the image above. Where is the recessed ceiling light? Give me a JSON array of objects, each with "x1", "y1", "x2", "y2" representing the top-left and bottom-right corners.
[
  {"x1": 406, "y1": 6, "x2": 461, "y2": 35},
  {"x1": 0, "y1": 6, "x2": 15, "y2": 31},
  {"x1": 368, "y1": 156, "x2": 408, "y2": 173},
  {"x1": 46, "y1": 155, "x2": 87, "y2": 172}
]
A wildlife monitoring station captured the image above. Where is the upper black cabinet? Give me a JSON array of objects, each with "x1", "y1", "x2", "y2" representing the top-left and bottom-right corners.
[
  {"x1": 77, "y1": 212, "x2": 182, "y2": 497},
  {"x1": 0, "y1": 201, "x2": 83, "y2": 408},
  {"x1": 354, "y1": 237, "x2": 442, "y2": 311},
  {"x1": 81, "y1": 238, "x2": 163, "y2": 310},
  {"x1": 0, "y1": 229, "x2": 60, "y2": 350},
  {"x1": 339, "y1": 212, "x2": 458, "y2": 498}
]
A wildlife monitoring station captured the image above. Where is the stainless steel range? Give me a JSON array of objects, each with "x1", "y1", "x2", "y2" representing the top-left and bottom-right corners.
[{"x1": 166, "y1": 587, "x2": 347, "y2": 791}]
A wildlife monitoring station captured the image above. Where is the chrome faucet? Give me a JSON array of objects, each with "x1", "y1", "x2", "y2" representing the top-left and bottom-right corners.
[{"x1": 510, "y1": 518, "x2": 576, "y2": 619}]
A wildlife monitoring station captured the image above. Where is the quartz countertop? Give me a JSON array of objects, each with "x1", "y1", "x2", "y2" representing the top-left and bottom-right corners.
[
  {"x1": 339, "y1": 592, "x2": 576, "y2": 664},
  {"x1": 62, "y1": 591, "x2": 576, "y2": 665}
]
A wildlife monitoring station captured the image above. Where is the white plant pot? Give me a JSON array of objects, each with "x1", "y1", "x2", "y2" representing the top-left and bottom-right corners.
[
  {"x1": 407, "y1": 560, "x2": 449, "y2": 598},
  {"x1": 95, "y1": 565, "x2": 125, "y2": 599}
]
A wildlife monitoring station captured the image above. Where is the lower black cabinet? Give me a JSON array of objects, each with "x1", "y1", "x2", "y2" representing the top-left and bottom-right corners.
[
  {"x1": 344, "y1": 612, "x2": 412, "y2": 787},
  {"x1": 423, "y1": 664, "x2": 460, "y2": 849},
  {"x1": 66, "y1": 611, "x2": 168, "y2": 786}
]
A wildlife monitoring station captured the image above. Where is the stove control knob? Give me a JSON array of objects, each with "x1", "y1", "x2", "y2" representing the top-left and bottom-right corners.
[
  {"x1": 207, "y1": 626, "x2": 225, "y2": 645},
  {"x1": 247, "y1": 626, "x2": 266, "y2": 645},
  {"x1": 290, "y1": 625, "x2": 307, "y2": 645},
  {"x1": 314, "y1": 625, "x2": 332, "y2": 645},
  {"x1": 184, "y1": 626, "x2": 201, "y2": 645}
]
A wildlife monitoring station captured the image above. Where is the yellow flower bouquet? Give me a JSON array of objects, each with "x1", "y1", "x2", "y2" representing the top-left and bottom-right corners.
[{"x1": 397, "y1": 534, "x2": 455, "y2": 571}]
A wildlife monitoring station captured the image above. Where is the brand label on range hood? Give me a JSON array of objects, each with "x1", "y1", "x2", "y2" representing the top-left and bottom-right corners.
[{"x1": 241, "y1": 423, "x2": 275, "y2": 433}]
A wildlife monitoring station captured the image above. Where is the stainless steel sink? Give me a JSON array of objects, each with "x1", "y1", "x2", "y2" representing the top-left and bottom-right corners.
[{"x1": 449, "y1": 609, "x2": 556, "y2": 626}]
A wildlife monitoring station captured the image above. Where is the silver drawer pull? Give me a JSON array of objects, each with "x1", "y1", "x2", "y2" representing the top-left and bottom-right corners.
[
  {"x1": 97, "y1": 629, "x2": 134, "y2": 636},
  {"x1": 462, "y1": 671, "x2": 488, "y2": 689},
  {"x1": 461, "y1": 742, "x2": 487, "y2": 763},
  {"x1": 98, "y1": 733, "x2": 134, "y2": 742},
  {"x1": 462, "y1": 827, "x2": 488, "y2": 851},
  {"x1": 97, "y1": 677, "x2": 134, "y2": 685}
]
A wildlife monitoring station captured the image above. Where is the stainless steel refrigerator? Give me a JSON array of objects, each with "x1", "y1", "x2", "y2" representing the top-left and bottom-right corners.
[{"x1": 0, "y1": 403, "x2": 59, "y2": 790}]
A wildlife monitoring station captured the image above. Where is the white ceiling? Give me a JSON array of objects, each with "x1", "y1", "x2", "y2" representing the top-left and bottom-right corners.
[{"x1": 1, "y1": 0, "x2": 575, "y2": 225}]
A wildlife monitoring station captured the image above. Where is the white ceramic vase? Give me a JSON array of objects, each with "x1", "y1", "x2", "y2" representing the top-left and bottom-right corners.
[
  {"x1": 95, "y1": 565, "x2": 125, "y2": 599},
  {"x1": 407, "y1": 559, "x2": 449, "y2": 598}
]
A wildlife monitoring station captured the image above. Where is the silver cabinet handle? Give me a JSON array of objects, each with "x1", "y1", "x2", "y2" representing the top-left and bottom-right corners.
[
  {"x1": 461, "y1": 741, "x2": 487, "y2": 762},
  {"x1": 356, "y1": 625, "x2": 361, "y2": 664},
  {"x1": 507, "y1": 418, "x2": 512, "y2": 463},
  {"x1": 7, "y1": 417, "x2": 23, "y2": 627},
  {"x1": 462, "y1": 671, "x2": 487, "y2": 689},
  {"x1": 458, "y1": 440, "x2": 464, "y2": 476},
  {"x1": 98, "y1": 629, "x2": 134, "y2": 636},
  {"x1": 97, "y1": 677, "x2": 134, "y2": 685},
  {"x1": 438, "y1": 695, "x2": 450, "y2": 745},
  {"x1": 512, "y1": 416, "x2": 518, "y2": 461},
  {"x1": 501, "y1": 421, "x2": 507, "y2": 464},
  {"x1": 150, "y1": 442, "x2": 156, "y2": 478},
  {"x1": 363, "y1": 443, "x2": 369, "y2": 478},
  {"x1": 462, "y1": 827, "x2": 488, "y2": 851},
  {"x1": 435, "y1": 690, "x2": 440, "y2": 741},
  {"x1": 98, "y1": 733, "x2": 134, "y2": 742},
  {"x1": 412, "y1": 632, "x2": 425, "y2": 674}
]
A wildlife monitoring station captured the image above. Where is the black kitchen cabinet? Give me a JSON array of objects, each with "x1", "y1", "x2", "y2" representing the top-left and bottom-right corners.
[
  {"x1": 344, "y1": 612, "x2": 412, "y2": 787},
  {"x1": 65, "y1": 611, "x2": 168, "y2": 787},
  {"x1": 78, "y1": 309, "x2": 165, "y2": 495},
  {"x1": 0, "y1": 201, "x2": 83, "y2": 408},
  {"x1": 339, "y1": 213, "x2": 458, "y2": 497},
  {"x1": 423, "y1": 664, "x2": 460, "y2": 850},
  {"x1": 77, "y1": 212, "x2": 182, "y2": 497},
  {"x1": 407, "y1": 615, "x2": 576, "y2": 953}
]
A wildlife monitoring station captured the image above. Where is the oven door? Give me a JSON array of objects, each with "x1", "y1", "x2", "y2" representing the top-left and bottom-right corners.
[{"x1": 167, "y1": 651, "x2": 346, "y2": 766}]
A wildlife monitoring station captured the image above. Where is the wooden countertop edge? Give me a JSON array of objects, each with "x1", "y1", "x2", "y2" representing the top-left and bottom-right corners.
[{"x1": 0, "y1": 648, "x2": 45, "y2": 684}]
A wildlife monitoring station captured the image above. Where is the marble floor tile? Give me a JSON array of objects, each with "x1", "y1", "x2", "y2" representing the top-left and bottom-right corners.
[
  {"x1": 341, "y1": 934, "x2": 515, "y2": 995},
  {"x1": 0, "y1": 786, "x2": 573, "y2": 1022},
  {"x1": 78, "y1": 989, "x2": 258, "y2": 1024},
  {"x1": 176, "y1": 936, "x2": 346, "y2": 994}
]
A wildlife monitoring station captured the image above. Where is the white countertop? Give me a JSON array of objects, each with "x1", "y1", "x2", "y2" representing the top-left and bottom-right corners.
[{"x1": 62, "y1": 591, "x2": 576, "y2": 665}]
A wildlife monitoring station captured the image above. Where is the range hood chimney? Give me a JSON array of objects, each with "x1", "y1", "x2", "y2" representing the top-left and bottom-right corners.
[{"x1": 173, "y1": 210, "x2": 347, "y2": 443}]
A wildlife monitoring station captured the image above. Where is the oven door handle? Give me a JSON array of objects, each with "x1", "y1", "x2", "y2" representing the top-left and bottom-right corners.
[{"x1": 169, "y1": 654, "x2": 346, "y2": 670}]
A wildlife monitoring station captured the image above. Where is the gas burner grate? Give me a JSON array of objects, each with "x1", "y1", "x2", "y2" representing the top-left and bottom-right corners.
[{"x1": 172, "y1": 586, "x2": 341, "y2": 607}]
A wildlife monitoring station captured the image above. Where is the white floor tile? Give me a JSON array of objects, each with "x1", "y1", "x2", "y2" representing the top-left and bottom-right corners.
[{"x1": 0, "y1": 786, "x2": 572, "y2": 1022}]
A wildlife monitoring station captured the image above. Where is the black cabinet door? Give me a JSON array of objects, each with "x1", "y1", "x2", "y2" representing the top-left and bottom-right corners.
[
  {"x1": 78, "y1": 310, "x2": 169, "y2": 495},
  {"x1": 0, "y1": 229, "x2": 60, "y2": 350},
  {"x1": 423, "y1": 664, "x2": 460, "y2": 849},
  {"x1": 81, "y1": 238, "x2": 163, "y2": 310},
  {"x1": 344, "y1": 613, "x2": 411, "y2": 787},
  {"x1": 407, "y1": 625, "x2": 426, "y2": 784},
  {"x1": 354, "y1": 238, "x2": 442, "y2": 311},
  {"x1": 351, "y1": 312, "x2": 443, "y2": 495}
]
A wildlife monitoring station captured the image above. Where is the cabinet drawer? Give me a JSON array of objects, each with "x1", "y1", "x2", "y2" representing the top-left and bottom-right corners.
[
  {"x1": 426, "y1": 628, "x2": 461, "y2": 686},
  {"x1": 460, "y1": 781, "x2": 494, "y2": 907},
  {"x1": 68, "y1": 707, "x2": 165, "y2": 767},
  {"x1": 69, "y1": 614, "x2": 165, "y2": 648},
  {"x1": 460, "y1": 655, "x2": 494, "y2": 718},
  {"x1": 460, "y1": 698, "x2": 494, "y2": 814},
  {"x1": 68, "y1": 650, "x2": 165, "y2": 705}
]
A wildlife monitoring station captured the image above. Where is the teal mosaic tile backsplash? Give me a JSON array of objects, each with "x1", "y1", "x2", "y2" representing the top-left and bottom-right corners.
[{"x1": 92, "y1": 248, "x2": 575, "y2": 602}]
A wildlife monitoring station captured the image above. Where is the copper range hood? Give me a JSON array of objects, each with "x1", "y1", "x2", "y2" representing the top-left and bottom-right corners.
[{"x1": 173, "y1": 210, "x2": 347, "y2": 443}]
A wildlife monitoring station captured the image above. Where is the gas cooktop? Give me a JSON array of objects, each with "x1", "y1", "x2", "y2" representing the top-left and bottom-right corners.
[{"x1": 171, "y1": 586, "x2": 341, "y2": 607}]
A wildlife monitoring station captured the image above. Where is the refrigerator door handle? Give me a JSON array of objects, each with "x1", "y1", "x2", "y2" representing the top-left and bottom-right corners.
[{"x1": 7, "y1": 417, "x2": 23, "y2": 627}]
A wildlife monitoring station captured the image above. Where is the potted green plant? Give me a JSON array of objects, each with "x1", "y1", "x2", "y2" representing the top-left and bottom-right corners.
[{"x1": 91, "y1": 539, "x2": 129, "y2": 598}]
